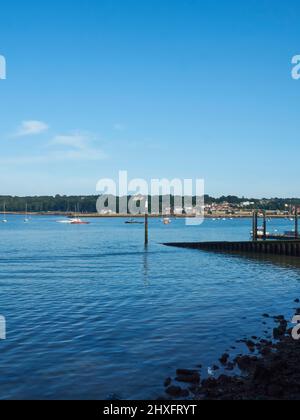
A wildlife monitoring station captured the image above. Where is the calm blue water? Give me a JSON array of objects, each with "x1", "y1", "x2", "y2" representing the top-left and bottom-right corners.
[{"x1": 0, "y1": 216, "x2": 300, "y2": 400}]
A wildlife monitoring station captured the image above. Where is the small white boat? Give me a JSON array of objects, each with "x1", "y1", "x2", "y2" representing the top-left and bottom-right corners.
[
  {"x1": 70, "y1": 218, "x2": 90, "y2": 225},
  {"x1": 57, "y1": 217, "x2": 90, "y2": 225},
  {"x1": 56, "y1": 219, "x2": 73, "y2": 224}
]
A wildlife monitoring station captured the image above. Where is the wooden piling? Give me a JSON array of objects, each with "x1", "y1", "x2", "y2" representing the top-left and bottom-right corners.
[
  {"x1": 252, "y1": 211, "x2": 258, "y2": 241},
  {"x1": 263, "y1": 211, "x2": 267, "y2": 240}
]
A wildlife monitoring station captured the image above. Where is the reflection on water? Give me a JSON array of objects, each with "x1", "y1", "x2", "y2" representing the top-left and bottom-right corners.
[
  {"x1": 143, "y1": 248, "x2": 150, "y2": 287},
  {"x1": 242, "y1": 253, "x2": 300, "y2": 270},
  {"x1": 0, "y1": 216, "x2": 299, "y2": 400},
  {"x1": 200, "y1": 249, "x2": 300, "y2": 272}
]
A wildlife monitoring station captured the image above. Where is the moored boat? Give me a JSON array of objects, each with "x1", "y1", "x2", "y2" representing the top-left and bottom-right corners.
[
  {"x1": 125, "y1": 219, "x2": 144, "y2": 225},
  {"x1": 24, "y1": 203, "x2": 29, "y2": 223},
  {"x1": 70, "y1": 218, "x2": 90, "y2": 225},
  {"x1": 2, "y1": 203, "x2": 7, "y2": 223}
]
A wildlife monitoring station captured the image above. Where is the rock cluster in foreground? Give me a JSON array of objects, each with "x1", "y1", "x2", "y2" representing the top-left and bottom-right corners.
[{"x1": 164, "y1": 307, "x2": 300, "y2": 400}]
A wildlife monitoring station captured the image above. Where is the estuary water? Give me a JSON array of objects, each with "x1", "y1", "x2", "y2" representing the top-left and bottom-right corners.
[{"x1": 0, "y1": 216, "x2": 300, "y2": 400}]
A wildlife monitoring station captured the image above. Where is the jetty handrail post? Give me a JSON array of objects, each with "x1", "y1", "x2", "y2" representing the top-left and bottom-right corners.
[
  {"x1": 145, "y1": 199, "x2": 149, "y2": 246},
  {"x1": 252, "y1": 210, "x2": 258, "y2": 241},
  {"x1": 295, "y1": 207, "x2": 299, "y2": 240},
  {"x1": 263, "y1": 210, "x2": 267, "y2": 241},
  {"x1": 255, "y1": 211, "x2": 258, "y2": 241}
]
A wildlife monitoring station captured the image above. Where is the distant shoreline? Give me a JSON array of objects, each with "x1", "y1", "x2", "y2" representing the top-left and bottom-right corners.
[{"x1": 0, "y1": 212, "x2": 293, "y2": 219}]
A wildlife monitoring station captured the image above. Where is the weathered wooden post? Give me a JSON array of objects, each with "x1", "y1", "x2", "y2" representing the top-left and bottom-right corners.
[
  {"x1": 145, "y1": 199, "x2": 149, "y2": 246},
  {"x1": 252, "y1": 211, "x2": 258, "y2": 241},
  {"x1": 263, "y1": 211, "x2": 267, "y2": 240}
]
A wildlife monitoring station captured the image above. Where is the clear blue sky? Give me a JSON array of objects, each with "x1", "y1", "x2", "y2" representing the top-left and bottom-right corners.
[{"x1": 0, "y1": 0, "x2": 299, "y2": 197}]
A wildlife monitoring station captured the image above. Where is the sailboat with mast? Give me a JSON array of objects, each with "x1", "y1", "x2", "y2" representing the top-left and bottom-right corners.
[
  {"x1": 56, "y1": 204, "x2": 90, "y2": 225},
  {"x1": 2, "y1": 203, "x2": 8, "y2": 223},
  {"x1": 70, "y1": 204, "x2": 90, "y2": 225},
  {"x1": 24, "y1": 203, "x2": 29, "y2": 223}
]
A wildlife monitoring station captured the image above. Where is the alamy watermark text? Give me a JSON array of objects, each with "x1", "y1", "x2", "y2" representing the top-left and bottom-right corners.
[
  {"x1": 292, "y1": 55, "x2": 300, "y2": 80},
  {"x1": 0, "y1": 55, "x2": 6, "y2": 80},
  {"x1": 96, "y1": 171, "x2": 205, "y2": 226}
]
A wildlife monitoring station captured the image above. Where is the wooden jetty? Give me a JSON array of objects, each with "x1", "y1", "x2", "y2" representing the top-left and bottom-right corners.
[
  {"x1": 164, "y1": 240, "x2": 300, "y2": 257},
  {"x1": 165, "y1": 209, "x2": 300, "y2": 257},
  {"x1": 251, "y1": 210, "x2": 299, "y2": 241}
]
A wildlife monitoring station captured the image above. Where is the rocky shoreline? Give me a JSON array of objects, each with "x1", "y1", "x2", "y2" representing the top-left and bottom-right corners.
[{"x1": 163, "y1": 303, "x2": 300, "y2": 400}]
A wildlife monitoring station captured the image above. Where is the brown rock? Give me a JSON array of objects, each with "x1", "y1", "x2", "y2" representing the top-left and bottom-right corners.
[
  {"x1": 166, "y1": 386, "x2": 189, "y2": 398},
  {"x1": 273, "y1": 326, "x2": 286, "y2": 340},
  {"x1": 246, "y1": 340, "x2": 256, "y2": 351},
  {"x1": 235, "y1": 355, "x2": 258, "y2": 371},
  {"x1": 201, "y1": 377, "x2": 218, "y2": 389},
  {"x1": 219, "y1": 353, "x2": 230, "y2": 365},
  {"x1": 260, "y1": 347, "x2": 272, "y2": 356},
  {"x1": 274, "y1": 315, "x2": 285, "y2": 321},
  {"x1": 253, "y1": 364, "x2": 272, "y2": 383},
  {"x1": 176, "y1": 369, "x2": 198, "y2": 376},
  {"x1": 225, "y1": 362, "x2": 235, "y2": 371},
  {"x1": 176, "y1": 373, "x2": 200, "y2": 384}
]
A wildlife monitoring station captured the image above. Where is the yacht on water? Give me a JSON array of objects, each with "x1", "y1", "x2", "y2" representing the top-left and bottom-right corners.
[
  {"x1": 2, "y1": 203, "x2": 7, "y2": 223},
  {"x1": 57, "y1": 204, "x2": 90, "y2": 225},
  {"x1": 56, "y1": 217, "x2": 90, "y2": 225},
  {"x1": 24, "y1": 204, "x2": 30, "y2": 223},
  {"x1": 70, "y1": 218, "x2": 90, "y2": 225}
]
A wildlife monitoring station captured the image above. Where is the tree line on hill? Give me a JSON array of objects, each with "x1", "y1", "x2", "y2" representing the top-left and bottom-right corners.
[{"x1": 0, "y1": 195, "x2": 299, "y2": 213}]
